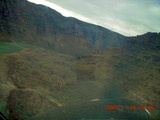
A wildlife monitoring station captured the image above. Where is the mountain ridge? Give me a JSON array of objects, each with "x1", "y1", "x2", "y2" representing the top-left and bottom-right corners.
[
  {"x1": 2, "y1": 0, "x2": 159, "y2": 56},
  {"x1": 1, "y1": 0, "x2": 159, "y2": 56}
]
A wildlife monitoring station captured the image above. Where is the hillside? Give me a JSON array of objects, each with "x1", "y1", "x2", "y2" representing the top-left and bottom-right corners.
[
  {"x1": 76, "y1": 47, "x2": 160, "y2": 107},
  {"x1": 0, "y1": 46, "x2": 78, "y2": 119},
  {"x1": 0, "y1": 0, "x2": 160, "y2": 119},
  {"x1": 1, "y1": 0, "x2": 127, "y2": 56},
  {"x1": 1, "y1": 0, "x2": 160, "y2": 56},
  {"x1": 0, "y1": 44, "x2": 159, "y2": 119}
]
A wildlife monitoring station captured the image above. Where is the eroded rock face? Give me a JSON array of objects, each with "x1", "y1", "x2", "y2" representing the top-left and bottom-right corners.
[
  {"x1": 1, "y1": 0, "x2": 159, "y2": 56},
  {"x1": 0, "y1": 0, "x2": 126, "y2": 52}
]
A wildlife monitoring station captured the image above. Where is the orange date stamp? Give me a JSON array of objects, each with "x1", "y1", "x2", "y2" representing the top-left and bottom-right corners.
[{"x1": 106, "y1": 105, "x2": 155, "y2": 111}]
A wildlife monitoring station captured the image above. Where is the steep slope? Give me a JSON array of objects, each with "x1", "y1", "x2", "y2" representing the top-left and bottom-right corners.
[
  {"x1": 0, "y1": 0, "x2": 126, "y2": 56},
  {"x1": 1, "y1": 0, "x2": 160, "y2": 56}
]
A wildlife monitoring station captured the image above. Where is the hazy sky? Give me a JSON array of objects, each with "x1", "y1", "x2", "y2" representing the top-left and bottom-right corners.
[{"x1": 28, "y1": 0, "x2": 160, "y2": 36}]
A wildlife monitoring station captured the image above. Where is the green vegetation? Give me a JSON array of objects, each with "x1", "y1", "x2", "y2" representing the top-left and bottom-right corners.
[
  {"x1": 0, "y1": 42, "x2": 30, "y2": 54},
  {"x1": 14, "y1": 104, "x2": 33, "y2": 120},
  {"x1": 0, "y1": 102, "x2": 7, "y2": 117}
]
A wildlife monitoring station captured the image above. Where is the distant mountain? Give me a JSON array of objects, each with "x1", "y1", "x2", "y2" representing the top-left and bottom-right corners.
[{"x1": 126, "y1": 32, "x2": 160, "y2": 50}]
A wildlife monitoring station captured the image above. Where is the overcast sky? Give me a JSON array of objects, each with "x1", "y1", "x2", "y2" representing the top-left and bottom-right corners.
[{"x1": 28, "y1": 0, "x2": 160, "y2": 36}]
